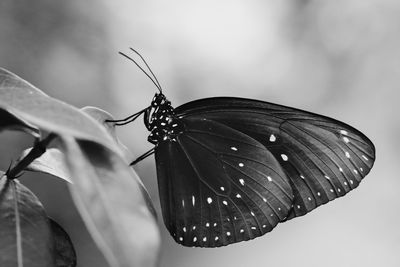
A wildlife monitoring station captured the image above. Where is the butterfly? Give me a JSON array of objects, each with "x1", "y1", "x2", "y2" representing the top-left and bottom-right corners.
[{"x1": 110, "y1": 49, "x2": 375, "y2": 248}]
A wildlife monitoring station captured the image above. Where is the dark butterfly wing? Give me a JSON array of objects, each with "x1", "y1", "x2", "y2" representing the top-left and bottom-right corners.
[
  {"x1": 155, "y1": 117, "x2": 293, "y2": 247},
  {"x1": 175, "y1": 97, "x2": 375, "y2": 220}
]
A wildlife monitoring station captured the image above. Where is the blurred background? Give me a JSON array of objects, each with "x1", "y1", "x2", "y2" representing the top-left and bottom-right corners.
[{"x1": 0, "y1": 0, "x2": 399, "y2": 266}]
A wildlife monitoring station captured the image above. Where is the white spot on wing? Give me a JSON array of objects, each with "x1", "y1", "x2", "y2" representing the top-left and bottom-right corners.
[
  {"x1": 183, "y1": 227, "x2": 186, "y2": 232},
  {"x1": 343, "y1": 137, "x2": 350, "y2": 143},
  {"x1": 269, "y1": 134, "x2": 276, "y2": 142},
  {"x1": 220, "y1": 186, "x2": 225, "y2": 191},
  {"x1": 340, "y1": 130, "x2": 348, "y2": 135},
  {"x1": 182, "y1": 200, "x2": 185, "y2": 207},
  {"x1": 231, "y1": 146, "x2": 238, "y2": 151},
  {"x1": 222, "y1": 200, "x2": 228, "y2": 205},
  {"x1": 281, "y1": 154, "x2": 288, "y2": 161},
  {"x1": 226, "y1": 232, "x2": 231, "y2": 236},
  {"x1": 362, "y1": 155, "x2": 369, "y2": 161},
  {"x1": 193, "y1": 237, "x2": 197, "y2": 242},
  {"x1": 236, "y1": 194, "x2": 241, "y2": 198},
  {"x1": 267, "y1": 176, "x2": 272, "y2": 182},
  {"x1": 215, "y1": 236, "x2": 219, "y2": 241},
  {"x1": 345, "y1": 151, "x2": 351, "y2": 158},
  {"x1": 207, "y1": 197, "x2": 213, "y2": 204},
  {"x1": 238, "y1": 162, "x2": 244, "y2": 167},
  {"x1": 192, "y1": 195, "x2": 195, "y2": 206},
  {"x1": 239, "y1": 179, "x2": 245, "y2": 186},
  {"x1": 240, "y1": 229, "x2": 244, "y2": 233}
]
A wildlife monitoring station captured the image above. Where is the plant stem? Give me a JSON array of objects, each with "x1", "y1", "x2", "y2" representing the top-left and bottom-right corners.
[{"x1": 7, "y1": 133, "x2": 56, "y2": 179}]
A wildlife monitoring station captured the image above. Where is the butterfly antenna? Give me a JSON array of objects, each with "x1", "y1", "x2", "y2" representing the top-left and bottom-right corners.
[
  {"x1": 129, "y1": 48, "x2": 163, "y2": 92},
  {"x1": 119, "y1": 51, "x2": 162, "y2": 93}
]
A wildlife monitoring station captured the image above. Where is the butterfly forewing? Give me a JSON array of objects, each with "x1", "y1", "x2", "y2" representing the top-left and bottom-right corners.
[
  {"x1": 175, "y1": 97, "x2": 375, "y2": 220},
  {"x1": 155, "y1": 117, "x2": 293, "y2": 247}
]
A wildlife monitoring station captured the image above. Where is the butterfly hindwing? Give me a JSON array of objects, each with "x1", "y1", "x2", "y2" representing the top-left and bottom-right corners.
[
  {"x1": 175, "y1": 97, "x2": 375, "y2": 220},
  {"x1": 155, "y1": 117, "x2": 293, "y2": 247}
]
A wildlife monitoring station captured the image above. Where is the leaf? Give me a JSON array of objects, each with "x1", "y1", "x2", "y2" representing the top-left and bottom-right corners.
[
  {"x1": 21, "y1": 147, "x2": 72, "y2": 183},
  {"x1": 0, "y1": 173, "x2": 55, "y2": 267},
  {"x1": 80, "y1": 107, "x2": 155, "y2": 215},
  {"x1": 0, "y1": 68, "x2": 118, "y2": 153},
  {"x1": 0, "y1": 108, "x2": 39, "y2": 137},
  {"x1": 22, "y1": 107, "x2": 135, "y2": 184},
  {"x1": 50, "y1": 219, "x2": 77, "y2": 267},
  {"x1": 81, "y1": 106, "x2": 132, "y2": 162},
  {"x1": 60, "y1": 137, "x2": 160, "y2": 267}
]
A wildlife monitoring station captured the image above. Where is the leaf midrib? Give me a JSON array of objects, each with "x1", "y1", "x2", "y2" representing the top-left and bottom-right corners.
[{"x1": 12, "y1": 181, "x2": 23, "y2": 267}]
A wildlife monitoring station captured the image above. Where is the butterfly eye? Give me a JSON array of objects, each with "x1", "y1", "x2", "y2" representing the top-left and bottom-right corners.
[{"x1": 151, "y1": 95, "x2": 158, "y2": 107}]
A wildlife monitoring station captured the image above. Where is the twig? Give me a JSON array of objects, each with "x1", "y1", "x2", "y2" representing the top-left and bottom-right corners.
[{"x1": 6, "y1": 133, "x2": 57, "y2": 179}]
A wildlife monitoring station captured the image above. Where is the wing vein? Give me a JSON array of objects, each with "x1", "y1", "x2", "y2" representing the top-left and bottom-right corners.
[
  {"x1": 282, "y1": 122, "x2": 358, "y2": 184},
  {"x1": 223, "y1": 160, "x2": 291, "y2": 210},
  {"x1": 187, "y1": 128, "x2": 265, "y2": 149}
]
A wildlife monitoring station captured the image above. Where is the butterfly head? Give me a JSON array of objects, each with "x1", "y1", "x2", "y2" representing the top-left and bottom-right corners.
[{"x1": 151, "y1": 92, "x2": 170, "y2": 108}]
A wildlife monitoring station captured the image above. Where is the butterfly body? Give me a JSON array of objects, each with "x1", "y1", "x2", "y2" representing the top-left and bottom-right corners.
[
  {"x1": 144, "y1": 93, "x2": 184, "y2": 144},
  {"x1": 137, "y1": 92, "x2": 375, "y2": 248}
]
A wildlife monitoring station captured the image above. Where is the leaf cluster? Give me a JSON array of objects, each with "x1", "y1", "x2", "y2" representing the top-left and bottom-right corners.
[{"x1": 0, "y1": 68, "x2": 160, "y2": 267}]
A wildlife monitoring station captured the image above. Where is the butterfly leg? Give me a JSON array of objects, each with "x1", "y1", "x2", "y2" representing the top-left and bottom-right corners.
[
  {"x1": 106, "y1": 107, "x2": 149, "y2": 126},
  {"x1": 130, "y1": 147, "x2": 155, "y2": 166}
]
